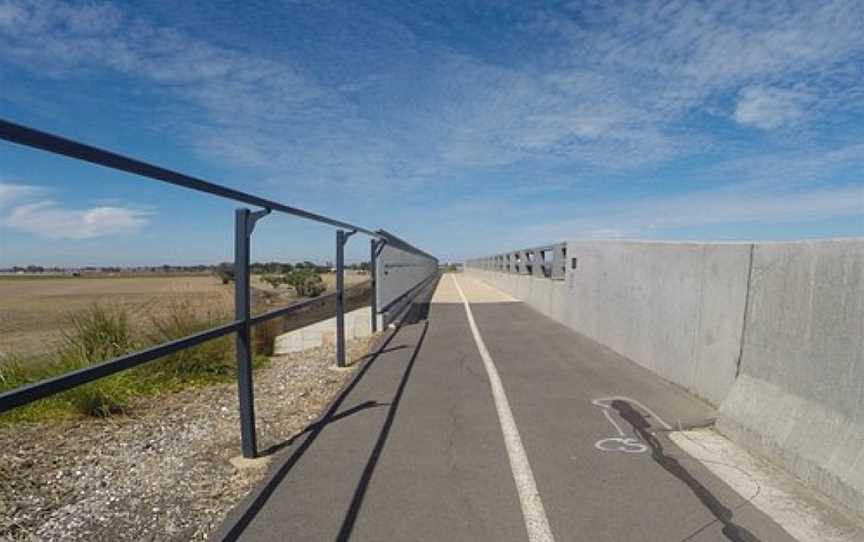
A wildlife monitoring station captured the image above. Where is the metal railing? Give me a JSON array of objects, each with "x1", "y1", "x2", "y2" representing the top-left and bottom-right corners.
[
  {"x1": 0, "y1": 119, "x2": 435, "y2": 458},
  {"x1": 466, "y1": 243, "x2": 567, "y2": 280}
]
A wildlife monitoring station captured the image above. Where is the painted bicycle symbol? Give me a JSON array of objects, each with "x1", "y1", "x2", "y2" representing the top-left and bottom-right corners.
[
  {"x1": 591, "y1": 396, "x2": 672, "y2": 455},
  {"x1": 594, "y1": 437, "x2": 647, "y2": 453}
]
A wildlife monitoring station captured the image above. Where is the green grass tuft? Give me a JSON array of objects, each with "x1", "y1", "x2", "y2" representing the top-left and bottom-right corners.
[{"x1": 0, "y1": 301, "x2": 271, "y2": 424}]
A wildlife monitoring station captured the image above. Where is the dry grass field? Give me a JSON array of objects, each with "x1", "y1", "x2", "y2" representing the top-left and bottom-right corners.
[
  {"x1": 0, "y1": 271, "x2": 369, "y2": 360},
  {"x1": 0, "y1": 275, "x2": 232, "y2": 359}
]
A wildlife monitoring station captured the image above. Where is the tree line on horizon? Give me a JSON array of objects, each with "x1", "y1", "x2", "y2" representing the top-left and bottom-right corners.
[
  {"x1": 2, "y1": 260, "x2": 371, "y2": 275},
  {"x1": 215, "y1": 260, "x2": 371, "y2": 298}
]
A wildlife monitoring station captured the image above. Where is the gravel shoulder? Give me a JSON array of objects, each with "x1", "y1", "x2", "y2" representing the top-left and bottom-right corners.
[{"x1": 0, "y1": 335, "x2": 379, "y2": 541}]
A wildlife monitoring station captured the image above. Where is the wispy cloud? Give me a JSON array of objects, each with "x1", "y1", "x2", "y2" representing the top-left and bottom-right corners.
[
  {"x1": 542, "y1": 0, "x2": 864, "y2": 112},
  {"x1": 698, "y1": 142, "x2": 864, "y2": 189},
  {"x1": 3, "y1": 0, "x2": 862, "y2": 194},
  {"x1": 0, "y1": 0, "x2": 862, "y2": 262},
  {"x1": 0, "y1": 182, "x2": 150, "y2": 240},
  {"x1": 734, "y1": 86, "x2": 811, "y2": 130},
  {"x1": 0, "y1": 182, "x2": 42, "y2": 207},
  {"x1": 514, "y1": 184, "x2": 864, "y2": 244}
]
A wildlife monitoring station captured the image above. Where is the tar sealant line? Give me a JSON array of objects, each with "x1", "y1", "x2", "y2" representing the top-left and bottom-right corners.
[
  {"x1": 591, "y1": 397, "x2": 673, "y2": 430},
  {"x1": 590, "y1": 396, "x2": 673, "y2": 455},
  {"x1": 451, "y1": 274, "x2": 556, "y2": 542}
]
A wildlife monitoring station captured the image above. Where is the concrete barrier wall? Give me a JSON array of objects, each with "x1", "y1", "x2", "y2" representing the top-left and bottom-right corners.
[
  {"x1": 468, "y1": 241, "x2": 752, "y2": 405},
  {"x1": 717, "y1": 239, "x2": 864, "y2": 517},
  {"x1": 467, "y1": 238, "x2": 864, "y2": 517}
]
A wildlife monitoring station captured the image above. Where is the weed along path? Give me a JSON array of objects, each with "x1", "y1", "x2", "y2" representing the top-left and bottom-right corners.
[{"x1": 0, "y1": 335, "x2": 378, "y2": 541}]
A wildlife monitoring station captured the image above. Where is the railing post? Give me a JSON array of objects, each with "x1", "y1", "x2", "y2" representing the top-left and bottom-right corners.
[
  {"x1": 234, "y1": 207, "x2": 269, "y2": 459},
  {"x1": 370, "y1": 239, "x2": 378, "y2": 334},
  {"x1": 336, "y1": 229, "x2": 357, "y2": 367}
]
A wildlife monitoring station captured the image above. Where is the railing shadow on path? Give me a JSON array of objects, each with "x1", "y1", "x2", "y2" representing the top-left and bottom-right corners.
[
  {"x1": 215, "y1": 277, "x2": 439, "y2": 542},
  {"x1": 334, "y1": 320, "x2": 429, "y2": 542},
  {"x1": 611, "y1": 400, "x2": 760, "y2": 542}
]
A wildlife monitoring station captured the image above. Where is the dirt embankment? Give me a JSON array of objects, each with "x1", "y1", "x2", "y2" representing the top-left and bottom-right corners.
[{"x1": 0, "y1": 335, "x2": 379, "y2": 541}]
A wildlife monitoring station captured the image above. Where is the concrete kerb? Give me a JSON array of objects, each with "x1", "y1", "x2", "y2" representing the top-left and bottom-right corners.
[{"x1": 716, "y1": 239, "x2": 864, "y2": 519}]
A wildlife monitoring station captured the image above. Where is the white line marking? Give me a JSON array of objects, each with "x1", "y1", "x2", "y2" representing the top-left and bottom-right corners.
[
  {"x1": 601, "y1": 409, "x2": 625, "y2": 437},
  {"x1": 452, "y1": 275, "x2": 555, "y2": 542}
]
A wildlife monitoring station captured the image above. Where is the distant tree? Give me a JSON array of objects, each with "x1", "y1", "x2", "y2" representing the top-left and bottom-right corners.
[
  {"x1": 285, "y1": 268, "x2": 325, "y2": 297},
  {"x1": 215, "y1": 262, "x2": 235, "y2": 284},
  {"x1": 262, "y1": 274, "x2": 287, "y2": 288}
]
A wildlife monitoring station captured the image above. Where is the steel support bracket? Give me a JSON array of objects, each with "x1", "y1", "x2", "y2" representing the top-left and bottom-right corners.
[
  {"x1": 340, "y1": 229, "x2": 358, "y2": 245},
  {"x1": 374, "y1": 238, "x2": 388, "y2": 257},
  {"x1": 246, "y1": 208, "x2": 271, "y2": 236}
]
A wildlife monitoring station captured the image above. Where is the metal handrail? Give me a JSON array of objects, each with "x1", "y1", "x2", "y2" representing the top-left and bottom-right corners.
[
  {"x1": 0, "y1": 118, "x2": 437, "y2": 458},
  {"x1": 0, "y1": 119, "x2": 378, "y2": 236},
  {"x1": 0, "y1": 118, "x2": 434, "y2": 260},
  {"x1": 375, "y1": 228, "x2": 436, "y2": 262}
]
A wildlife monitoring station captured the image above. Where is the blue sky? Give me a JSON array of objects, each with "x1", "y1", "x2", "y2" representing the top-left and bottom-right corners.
[{"x1": 1, "y1": 0, "x2": 862, "y2": 266}]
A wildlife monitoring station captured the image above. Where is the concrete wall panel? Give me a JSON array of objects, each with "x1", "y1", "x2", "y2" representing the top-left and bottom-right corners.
[
  {"x1": 469, "y1": 241, "x2": 751, "y2": 406},
  {"x1": 717, "y1": 239, "x2": 864, "y2": 518},
  {"x1": 567, "y1": 242, "x2": 750, "y2": 405}
]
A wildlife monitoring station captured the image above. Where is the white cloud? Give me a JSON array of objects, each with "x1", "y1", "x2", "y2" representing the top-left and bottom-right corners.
[
  {"x1": 517, "y1": 184, "x2": 864, "y2": 243},
  {"x1": 3, "y1": 201, "x2": 150, "y2": 240},
  {"x1": 700, "y1": 142, "x2": 864, "y2": 189},
  {"x1": 0, "y1": 182, "x2": 41, "y2": 207},
  {"x1": 1, "y1": 0, "x2": 862, "y2": 196},
  {"x1": 0, "y1": 183, "x2": 150, "y2": 240},
  {"x1": 546, "y1": 0, "x2": 864, "y2": 110},
  {"x1": 734, "y1": 86, "x2": 810, "y2": 129},
  {"x1": 396, "y1": 180, "x2": 863, "y2": 260}
]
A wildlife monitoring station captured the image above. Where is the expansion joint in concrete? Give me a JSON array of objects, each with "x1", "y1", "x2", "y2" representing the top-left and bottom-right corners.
[{"x1": 735, "y1": 243, "x2": 755, "y2": 379}]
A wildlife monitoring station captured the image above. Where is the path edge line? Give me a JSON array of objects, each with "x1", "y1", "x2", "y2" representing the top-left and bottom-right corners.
[{"x1": 451, "y1": 275, "x2": 555, "y2": 542}]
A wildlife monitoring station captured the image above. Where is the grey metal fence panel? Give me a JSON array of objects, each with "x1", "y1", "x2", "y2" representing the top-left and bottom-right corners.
[{"x1": 376, "y1": 242, "x2": 438, "y2": 324}]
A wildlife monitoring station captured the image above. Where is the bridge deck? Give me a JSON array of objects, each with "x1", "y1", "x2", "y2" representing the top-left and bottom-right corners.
[{"x1": 214, "y1": 274, "x2": 795, "y2": 542}]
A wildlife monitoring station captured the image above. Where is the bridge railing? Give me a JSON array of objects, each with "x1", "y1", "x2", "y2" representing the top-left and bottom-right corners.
[
  {"x1": 466, "y1": 243, "x2": 567, "y2": 280},
  {"x1": 0, "y1": 119, "x2": 436, "y2": 458}
]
